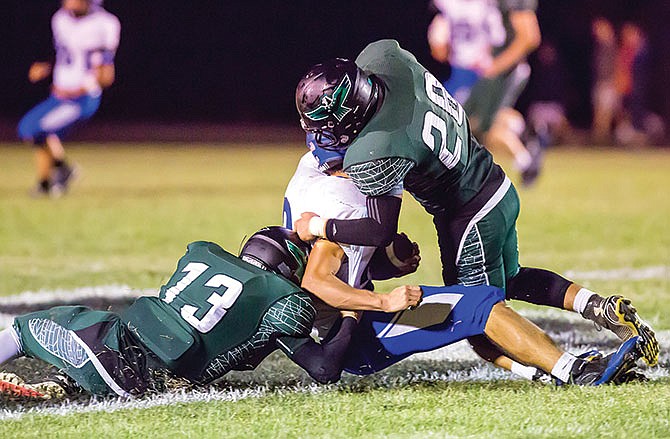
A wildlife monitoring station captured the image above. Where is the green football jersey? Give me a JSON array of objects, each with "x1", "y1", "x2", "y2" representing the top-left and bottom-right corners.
[
  {"x1": 343, "y1": 39, "x2": 501, "y2": 214},
  {"x1": 122, "y1": 241, "x2": 312, "y2": 380}
]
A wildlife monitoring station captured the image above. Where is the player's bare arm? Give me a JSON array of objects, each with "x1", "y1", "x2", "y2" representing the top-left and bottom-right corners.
[
  {"x1": 427, "y1": 14, "x2": 452, "y2": 64},
  {"x1": 301, "y1": 239, "x2": 422, "y2": 312},
  {"x1": 483, "y1": 10, "x2": 540, "y2": 78},
  {"x1": 28, "y1": 62, "x2": 52, "y2": 83},
  {"x1": 95, "y1": 63, "x2": 115, "y2": 89}
]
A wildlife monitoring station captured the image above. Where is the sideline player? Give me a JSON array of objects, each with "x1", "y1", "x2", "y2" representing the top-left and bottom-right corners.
[
  {"x1": 293, "y1": 40, "x2": 659, "y2": 377},
  {"x1": 17, "y1": 0, "x2": 120, "y2": 196},
  {"x1": 282, "y1": 146, "x2": 643, "y2": 385}
]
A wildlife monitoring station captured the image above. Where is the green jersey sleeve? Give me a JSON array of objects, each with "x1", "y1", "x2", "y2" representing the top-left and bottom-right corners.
[{"x1": 346, "y1": 157, "x2": 414, "y2": 196}]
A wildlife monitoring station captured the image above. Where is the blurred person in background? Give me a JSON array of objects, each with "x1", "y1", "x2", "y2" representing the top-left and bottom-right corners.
[
  {"x1": 428, "y1": 0, "x2": 542, "y2": 187},
  {"x1": 591, "y1": 17, "x2": 618, "y2": 144},
  {"x1": 17, "y1": 0, "x2": 120, "y2": 197},
  {"x1": 525, "y1": 41, "x2": 572, "y2": 149},
  {"x1": 613, "y1": 22, "x2": 665, "y2": 146}
]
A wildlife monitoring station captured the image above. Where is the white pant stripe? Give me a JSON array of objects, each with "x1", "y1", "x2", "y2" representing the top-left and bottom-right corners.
[{"x1": 455, "y1": 176, "x2": 511, "y2": 264}]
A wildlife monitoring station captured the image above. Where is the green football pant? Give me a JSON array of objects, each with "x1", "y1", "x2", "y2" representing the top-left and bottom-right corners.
[
  {"x1": 434, "y1": 176, "x2": 520, "y2": 289},
  {"x1": 13, "y1": 306, "x2": 149, "y2": 397}
]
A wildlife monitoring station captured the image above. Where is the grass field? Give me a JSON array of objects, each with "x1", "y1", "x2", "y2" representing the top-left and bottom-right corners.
[{"x1": 0, "y1": 142, "x2": 669, "y2": 438}]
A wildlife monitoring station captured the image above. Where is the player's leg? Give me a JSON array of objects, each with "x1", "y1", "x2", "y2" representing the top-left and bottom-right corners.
[
  {"x1": 484, "y1": 301, "x2": 643, "y2": 384},
  {"x1": 484, "y1": 108, "x2": 533, "y2": 175},
  {"x1": 506, "y1": 267, "x2": 659, "y2": 366},
  {"x1": 432, "y1": 183, "x2": 532, "y2": 377},
  {"x1": 46, "y1": 133, "x2": 76, "y2": 196},
  {"x1": 443, "y1": 66, "x2": 480, "y2": 104},
  {"x1": 463, "y1": 76, "x2": 507, "y2": 136},
  {"x1": 48, "y1": 94, "x2": 99, "y2": 194},
  {"x1": 12, "y1": 306, "x2": 149, "y2": 396},
  {"x1": 18, "y1": 96, "x2": 61, "y2": 195},
  {"x1": 343, "y1": 284, "x2": 506, "y2": 375}
]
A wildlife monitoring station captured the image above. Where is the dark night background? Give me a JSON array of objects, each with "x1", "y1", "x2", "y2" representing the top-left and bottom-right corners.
[{"x1": 0, "y1": 0, "x2": 668, "y2": 140}]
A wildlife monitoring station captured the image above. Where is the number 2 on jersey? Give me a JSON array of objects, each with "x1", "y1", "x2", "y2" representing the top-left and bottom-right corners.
[
  {"x1": 162, "y1": 262, "x2": 243, "y2": 333},
  {"x1": 422, "y1": 71, "x2": 466, "y2": 170}
]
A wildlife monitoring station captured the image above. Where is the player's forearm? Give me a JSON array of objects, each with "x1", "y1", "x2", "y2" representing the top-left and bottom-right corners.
[
  {"x1": 95, "y1": 64, "x2": 115, "y2": 89},
  {"x1": 488, "y1": 41, "x2": 535, "y2": 77},
  {"x1": 302, "y1": 272, "x2": 385, "y2": 311},
  {"x1": 28, "y1": 62, "x2": 52, "y2": 83},
  {"x1": 325, "y1": 195, "x2": 401, "y2": 247}
]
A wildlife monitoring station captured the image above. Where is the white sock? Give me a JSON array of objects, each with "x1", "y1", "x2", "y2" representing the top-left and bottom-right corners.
[
  {"x1": 510, "y1": 361, "x2": 539, "y2": 381},
  {"x1": 551, "y1": 352, "x2": 578, "y2": 383},
  {"x1": 573, "y1": 288, "x2": 597, "y2": 314},
  {"x1": 0, "y1": 327, "x2": 22, "y2": 364}
]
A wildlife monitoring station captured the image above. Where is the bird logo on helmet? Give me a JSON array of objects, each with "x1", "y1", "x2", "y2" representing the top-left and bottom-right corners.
[
  {"x1": 239, "y1": 226, "x2": 310, "y2": 286},
  {"x1": 296, "y1": 58, "x2": 383, "y2": 151},
  {"x1": 304, "y1": 75, "x2": 353, "y2": 123}
]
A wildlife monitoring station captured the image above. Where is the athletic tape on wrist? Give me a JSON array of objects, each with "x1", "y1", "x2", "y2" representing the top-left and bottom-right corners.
[{"x1": 308, "y1": 216, "x2": 327, "y2": 238}]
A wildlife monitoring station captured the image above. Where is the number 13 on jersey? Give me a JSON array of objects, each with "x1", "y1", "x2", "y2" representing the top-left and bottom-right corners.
[{"x1": 162, "y1": 262, "x2": 243, "y2": 333}]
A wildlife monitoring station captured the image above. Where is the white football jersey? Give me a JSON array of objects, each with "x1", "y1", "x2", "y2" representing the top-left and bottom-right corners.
[
  {"x1": 51, "y1": 7, "x2": 121, "y2": 92},
  {"x1": 285, "y1": 153, "x2": 382, "y2": 340},
  {"x1": 431, "y1": 0, "x2": 505, "y2": 69},
  {"x1": 284, "y1": 153, "x2": 376, "y2": 291}
]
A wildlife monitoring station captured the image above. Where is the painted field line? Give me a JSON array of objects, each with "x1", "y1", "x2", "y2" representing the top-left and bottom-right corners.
[
  {"x1": 0, "y1": 287, "x2": 668, "y2": 420},
  {"x1": 563, "y1": 265, "x2": 669, "y2": 281},
  {"x1": 0, "y1": 285, "x2": 156, "y2": 306}
]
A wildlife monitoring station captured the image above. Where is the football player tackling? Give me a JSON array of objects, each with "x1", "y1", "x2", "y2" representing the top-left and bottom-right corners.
[
  {"x1": 282, "y1": 146, "x2": 643, "y2": 385},
  {"x1": 292, "y1": 40, "x2": 659, "y2": 379},
  {"x1": 0, "y1": 228, "x2": 419, "y2": 399}
]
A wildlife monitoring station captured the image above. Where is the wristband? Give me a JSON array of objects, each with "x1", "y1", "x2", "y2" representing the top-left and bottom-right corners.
[
  {"x1": 385, "y1": 241, "x2": 406, "y2": 268},
  {"x1": 308, "y1": 216, "x2": 327, "y2": 238}
]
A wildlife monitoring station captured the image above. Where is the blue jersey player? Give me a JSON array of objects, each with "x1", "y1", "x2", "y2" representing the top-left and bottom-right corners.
[{"x1": 17, "y1": 0, "x2": 120, "y2": 196}]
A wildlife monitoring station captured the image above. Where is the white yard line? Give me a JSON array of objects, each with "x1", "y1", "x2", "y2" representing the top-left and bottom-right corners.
[
  {"x1": 0, "y1": 285, "x2": 156, "y2": 306},
  {"x1": 563, "y1": 265, "x2": 669, "y2": 281},
  {"x1": 0, "y1": 286, "x2": 668, "y2": 420}
]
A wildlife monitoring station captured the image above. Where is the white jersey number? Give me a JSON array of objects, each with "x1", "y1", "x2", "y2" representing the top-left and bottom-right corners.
[
  {"x1": 422, "y1": 72, "x2": 466, "y2": 170},
  {"x1": 162, "y1": 262, "x2": 243, "y2": 333}
]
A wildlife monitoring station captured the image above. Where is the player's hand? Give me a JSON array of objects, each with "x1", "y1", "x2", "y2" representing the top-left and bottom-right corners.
[
  {"x1": 381, "y1": 285, "x2": 422, "y2": 313},
  {"x1": 294, "y1": 212, "x2": 325, "y2": 242},
  {"x1": 389, "y1": 232, "x2": 421, "y2": 275},
  {"x1": 28, "y1": 62, "x2": 52, "y2": 83}
]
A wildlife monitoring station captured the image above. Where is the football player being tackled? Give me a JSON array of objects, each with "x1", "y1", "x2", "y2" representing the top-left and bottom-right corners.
[{"x1": 292, "y1": 40, "x2": 659, "y2": 380}]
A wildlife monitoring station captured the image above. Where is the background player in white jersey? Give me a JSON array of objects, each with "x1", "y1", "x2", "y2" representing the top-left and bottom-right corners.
[
  {"x1": 17, "y1": 0, "x2": 120, "y2": 196},
  {"x1": 428, "y1": 0, "x2": 505, "y2": 103},
  {"x1": 428, "y1": 0, "x2": 536, "y2": 183},
  {"x1": 282, "y1": 141, "x2": 645, "y2": 385}
]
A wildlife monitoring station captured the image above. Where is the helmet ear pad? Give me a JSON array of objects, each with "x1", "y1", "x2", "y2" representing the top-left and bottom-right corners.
[{"x1": 239, "y1": 227, "x2": 310, "y2": 285}]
